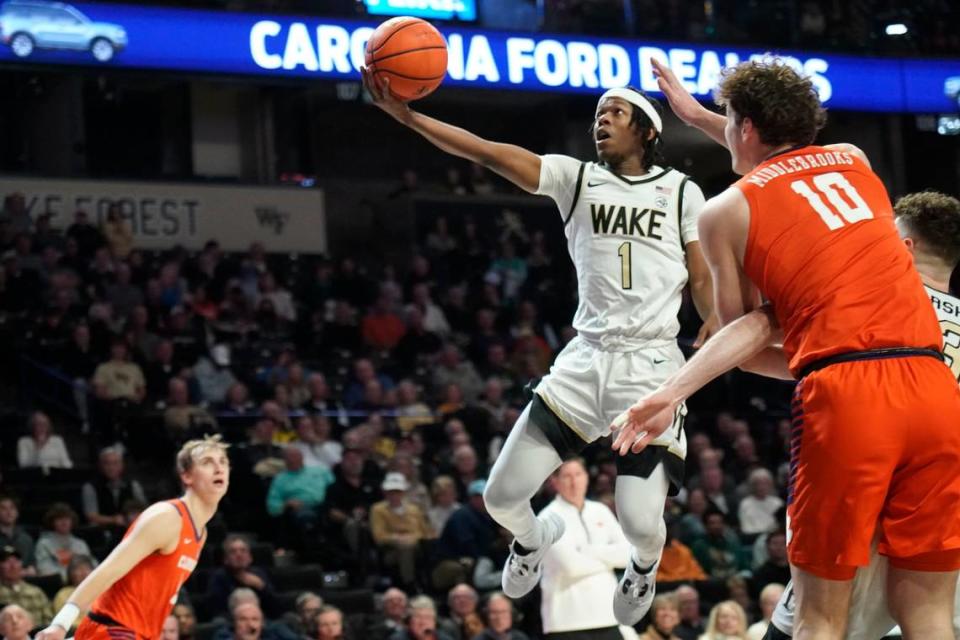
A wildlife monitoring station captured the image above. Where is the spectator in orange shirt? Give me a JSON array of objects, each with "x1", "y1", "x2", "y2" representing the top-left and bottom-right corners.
[
  {"x1": 657, "y1": 522, "x2": 706, "y2": 583},
  {"x1": 362, "y1": 291, "x2": 407, "y2": 351}
]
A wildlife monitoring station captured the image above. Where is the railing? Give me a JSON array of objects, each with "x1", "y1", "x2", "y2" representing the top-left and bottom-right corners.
[{"x1": 18, "y1": 354, "x2": 90, "y2": 423}]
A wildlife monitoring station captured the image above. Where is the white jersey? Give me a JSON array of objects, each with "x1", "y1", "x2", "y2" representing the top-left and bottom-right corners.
[
  {"x1": 537, "y1": 156, "x2": 705, "y2": 352},
  {"x1": 926, "y1": 285, "x2": 960, "y2": 382}
]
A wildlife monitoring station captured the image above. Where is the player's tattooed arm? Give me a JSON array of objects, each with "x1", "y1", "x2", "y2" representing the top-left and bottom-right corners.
[{"x1": 361, "y1": 67, "x2": 542, "y2": 193}]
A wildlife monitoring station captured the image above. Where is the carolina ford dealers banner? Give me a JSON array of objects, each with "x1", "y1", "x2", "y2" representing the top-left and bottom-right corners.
[
  {"x1": 0, "y1": 177, "x2": 327, "y2": 253},
  {"x1": 0, "y1": 1, "x2": 957, "y2": 113}
]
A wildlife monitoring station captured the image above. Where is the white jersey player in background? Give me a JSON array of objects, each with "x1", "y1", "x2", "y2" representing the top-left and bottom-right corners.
[
  {"x1": 763, "y1": 190, "x2": 960, "y2": 640},
  {"x1": 361, "y1": 67, "x2": 716, "y2": 626}
]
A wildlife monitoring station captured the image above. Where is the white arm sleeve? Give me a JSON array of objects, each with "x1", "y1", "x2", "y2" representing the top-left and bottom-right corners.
[
  {"x1": 535, "y1": 154, "x2": 585, "y2": 219},
  {"x1": 681, "y1": 180, "x2": 706, "y2": 245}
]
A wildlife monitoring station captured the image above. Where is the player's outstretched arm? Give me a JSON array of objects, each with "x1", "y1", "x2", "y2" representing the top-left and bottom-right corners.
[
  {"x1": 361, "y1": 67, "x2": 541, "y2": 193},
  {"x1": 35, "y1": 504, "x2": 181, "y2": 640},
  {"x1": 651, "y1": 58, "x2": 727, "y2": 148},
  {"x1": 611, "y1": 304, "x2": 782, "y2": 454}
]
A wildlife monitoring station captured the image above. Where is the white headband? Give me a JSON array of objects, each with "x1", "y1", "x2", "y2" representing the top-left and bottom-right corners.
[{"x1": 598, "y1": 88, "x2": 662, "y2": 134}]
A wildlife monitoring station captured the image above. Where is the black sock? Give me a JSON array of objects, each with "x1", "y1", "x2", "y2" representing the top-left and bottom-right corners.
[
  {"x1": 513, "y1": 542, "x2": 531, "y2": 556},
  {"x1": 632, "y1": 560, "x2": 655, "y2": 574}
]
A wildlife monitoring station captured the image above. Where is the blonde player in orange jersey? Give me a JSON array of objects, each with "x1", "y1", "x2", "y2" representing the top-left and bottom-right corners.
[
  {"x1": 610, "y1": 58, "x2": 960, "y2": 640},
  {"x1": 35, "y1": 436, "x2": 230, "y2": 640}
]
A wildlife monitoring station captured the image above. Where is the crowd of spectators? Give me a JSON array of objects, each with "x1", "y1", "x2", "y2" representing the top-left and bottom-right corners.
[
  {"x1": 0, "y1": 185, "x2": 798, "y2": 639},
  {"x1": 552, "y1": 0, "x2": 960, "y2": 55}
]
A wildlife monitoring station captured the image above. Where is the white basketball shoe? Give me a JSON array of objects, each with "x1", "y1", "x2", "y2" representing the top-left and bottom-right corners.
[
  {"x1": 501, "y1": 511, "x2": 566, "y2": 598},
  {"x1": 613, "y1": 556, "x2": 659, "y2": 626}
]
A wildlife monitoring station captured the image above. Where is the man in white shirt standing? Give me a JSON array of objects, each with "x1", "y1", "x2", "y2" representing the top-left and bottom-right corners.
[
  {"x1": 540, "y1": 458, "x2": 637, "y2": 640},
  {"x1": 737, "y1": 469, "x2": 782, "y2": 536}
]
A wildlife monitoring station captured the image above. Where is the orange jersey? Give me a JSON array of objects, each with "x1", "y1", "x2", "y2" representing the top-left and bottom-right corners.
[
  {"x1": 737, "y1": 145, "x2": 942, "y2": 375},
  {"x1": 85, "y1": 499, "x2": 204, "y2": 639}
]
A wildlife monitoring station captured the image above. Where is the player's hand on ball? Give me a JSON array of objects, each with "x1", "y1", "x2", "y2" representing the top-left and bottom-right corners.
[
  {"x1": 35, "y1": 625, "x2": 67, "y2": 640},
  {"x1": 651, "y1": 58, "x2": 708, "y2": 127},
  {"x1": 610, "y1": 389, "x2": 680, "y2": 455},
  {"x1": 360, "y1": 66, "x2": 411, "y2": 122}
]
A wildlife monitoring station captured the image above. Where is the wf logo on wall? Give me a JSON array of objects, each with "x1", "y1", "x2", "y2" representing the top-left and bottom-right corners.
[{"x1": 255, "y1": 206, "x2": 290, "y2": 234}]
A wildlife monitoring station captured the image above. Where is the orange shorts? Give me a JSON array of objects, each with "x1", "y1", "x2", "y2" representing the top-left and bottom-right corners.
[
  {"x1": 787, "y1": 354, "x2": 960, "y2": 580},
  {"x1": 75, "y1": 617, "x2": 144, "y2": 640}
]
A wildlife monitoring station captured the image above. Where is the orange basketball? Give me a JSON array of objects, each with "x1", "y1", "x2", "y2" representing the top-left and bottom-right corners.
[{"x1": 364, "y1": 17, "x2": 448, "y2": 102}]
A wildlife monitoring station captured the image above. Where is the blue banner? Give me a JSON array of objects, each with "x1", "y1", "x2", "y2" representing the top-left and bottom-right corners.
[
  {"x1": 362, "y1": 0, "x2": 476, "y2": 21},
  {"x1": 0, "y1": 1, "x2": 957, "y2": 113}
]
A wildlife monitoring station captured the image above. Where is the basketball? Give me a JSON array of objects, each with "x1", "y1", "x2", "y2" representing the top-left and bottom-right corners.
[{"x1": 364, "y1": 17, "x2": 448, "y2": 102}]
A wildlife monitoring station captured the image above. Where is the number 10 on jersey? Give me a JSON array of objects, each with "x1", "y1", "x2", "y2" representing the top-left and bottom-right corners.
[
  {"x1": 790, "y1": 171, "x2": 874, "y2": 230},
  {"x1": 618, "y1": 241, "x2": 632, "y2": 289}
]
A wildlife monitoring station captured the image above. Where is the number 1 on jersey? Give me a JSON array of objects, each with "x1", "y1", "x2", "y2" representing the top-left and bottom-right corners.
[{"x1": 618, "y1": 241, "x2": 632, "y2": 289}]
